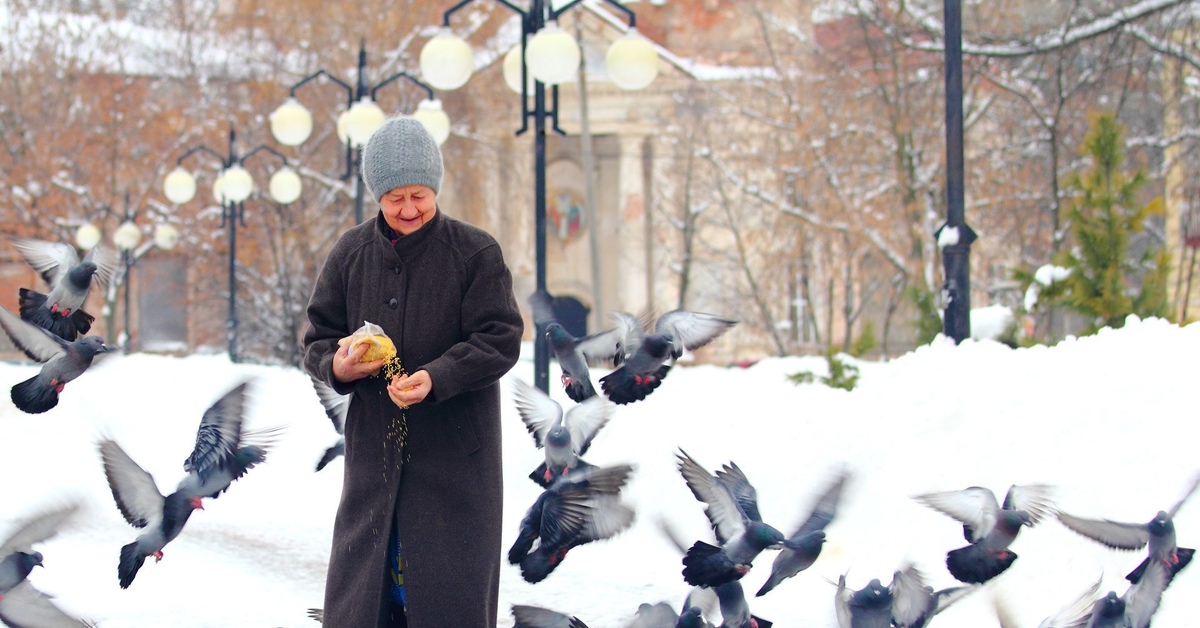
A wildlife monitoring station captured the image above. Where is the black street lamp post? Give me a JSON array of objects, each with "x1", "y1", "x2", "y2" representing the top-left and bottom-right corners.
[
  {"x1": 425, "y1": 0, "x2": 653, "y2": 392},
  {"x1": 938, "y1": 0, "x2": 977, "y2": 343},
  {"x1": 168, "y1": 126, "x2": 293, "y2": 362}
]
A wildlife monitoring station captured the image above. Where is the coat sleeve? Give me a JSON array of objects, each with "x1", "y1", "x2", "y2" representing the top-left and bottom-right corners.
[
  {"x1": 419, "y1": 242, "x2": 523, "y2": 403},
  {"x1": 303, "y1": 243, "x2": 356, "y2": 396}
]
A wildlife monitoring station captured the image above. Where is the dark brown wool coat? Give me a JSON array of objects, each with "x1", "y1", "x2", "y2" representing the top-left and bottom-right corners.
[{"x1": 303, "y1": 210, "x2": 523, "y2": 628}]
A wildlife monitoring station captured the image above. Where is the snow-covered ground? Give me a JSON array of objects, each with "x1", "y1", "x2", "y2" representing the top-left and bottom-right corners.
[{"x1": 1, "y1": 316, "x2": 1197, "y2": 627}]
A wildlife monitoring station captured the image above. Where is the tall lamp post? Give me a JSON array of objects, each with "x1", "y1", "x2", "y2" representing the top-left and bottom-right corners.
[
  {"x1": 420, "y1": 0, "x2": 659, "y2": 392},
  {"x1": 162, "y1": 125, "x2": 302, "y2": 362},
  {"x1": 268, "y1": 41, "x2": 452, "y2": 224},
  {"x1": 110, "y1": 193, "x2": 181, "y2": 352},
  {"x1": 937, "y1": 0, "x2": 977, "y2": 343}
]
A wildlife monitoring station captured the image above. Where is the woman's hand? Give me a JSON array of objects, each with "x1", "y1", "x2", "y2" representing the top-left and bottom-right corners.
[
  {"x1": 388, "y1": 370, "x2": 431, "y2": 409},
  {"x1": 333, "y1": 339, "x2": 386, "y2": 383}
]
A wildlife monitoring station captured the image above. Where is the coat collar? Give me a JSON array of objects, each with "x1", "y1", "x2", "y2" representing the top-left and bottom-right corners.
[{"x1": 372, "y1": 208, "x2": 445, "y2": 259}]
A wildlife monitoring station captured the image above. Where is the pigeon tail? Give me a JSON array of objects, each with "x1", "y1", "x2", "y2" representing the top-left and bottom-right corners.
[
  {"x1": 945, "y1": 543, "x2": 1017, "y2": 584},
  {"x1": 10, "y1": 375, "x2": 58, "y2": 414},
  {"x1": 1126, "y1": 547, "x2": 1194, "y2": 584},
  {"x1": 751, "y1": 616, "x2": 773, "y2": 628},
  {"x1": 17, "y1": 288, "x2": 93, "y2": 341},
  {"x1": 118, "y1": 541, "x2": 146, "y2": 589},
  {"x1": 682, "y1": 540, "x2": 745, "y2": 588},
  {"x1": 528, "y1": 460, "x2": 597, "y2": 489},
  {"x1": 599, "y1": 364, "x2": 671, "y2": 405},
  {"x1": 564, "y1": 377, "x2": 597, "y2": 404},
  {"x1": 756, "y1": 571, "x2": 786, "y2": 597},
  {"x1": 315, "y1": 441, "x2": 345, "y2": 472}
]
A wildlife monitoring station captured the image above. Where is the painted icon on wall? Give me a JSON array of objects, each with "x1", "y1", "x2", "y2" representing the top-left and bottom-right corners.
[{"x1": 548, "y1": 189, "x2": 586, "y2": 241}]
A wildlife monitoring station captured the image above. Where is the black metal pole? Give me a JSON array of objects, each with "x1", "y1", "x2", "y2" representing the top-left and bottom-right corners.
[
  {"x1": 529, "y1": 0, "x2": 551, "y2": 393},
  {"x1": 354, "y1": 41, "x2": 369, "y2": 225},
  {"x1": 940, "y1": 0, "x2": 975, "y2": 343},
  {"x1": 227, "y1": 201, "x2": 239, "y2": 363},
  {"x1": 123, "y1": 250, "x2": 133, "y2": 352}
]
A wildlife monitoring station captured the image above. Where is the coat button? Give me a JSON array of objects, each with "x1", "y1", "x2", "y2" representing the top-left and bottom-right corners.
[
  {"x1": 388, "y1": 298, "x2": 398, "y2": 309},
  {"x1": 394, "y1": 265, "x2": 401, "y2": 274}
]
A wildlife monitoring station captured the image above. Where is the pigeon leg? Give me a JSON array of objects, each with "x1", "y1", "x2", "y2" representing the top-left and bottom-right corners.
[
  {"x1": 61, "y1": 308, "x2": 71, "y2": 316},
  {"x1": 153, "y1": 551, "x2": 164, "y2": 563},
  {"x1": 50, "y1": 302, "x2": 58, "y2": 314},
  {"x1": 560, "y1": 373, "x2": 572, "y2": 386}
]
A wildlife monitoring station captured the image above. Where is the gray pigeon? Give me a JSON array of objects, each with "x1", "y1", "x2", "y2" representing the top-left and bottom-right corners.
[
  {"x1": 511, "y1": 604, "x2": 590, "y2": 628},
  {"x1": 1055, "y1": 473, "x2": 1199, "y2": 585},
  {"x1": 512, "y1": 377, "x2": 614, "y2": 487},
  {"x1": 8, "y1": 236, "x2": 118, "y2": 341},
  {"x1": 174, "y1": 381, "x2": 279, "y2": 501},
  {"x1": 100, "y1": 438, "x2": 204, "y2": 588},
  {"x1": 624, "y1": 602, "x2": 688, "y2": 628},
  {"x1": 308, "y1": 375, "x2": 348, "y2": 472},
  {"x1": 600, "y1": 310, "x2": 737, "y2": 405},
  {"x1": 712, "y1": 581, "x2": 772, "y2": 628},
  {"x1": 1037, "y1": 561, "x2": 1170, "y2": 628},
  {"x1": 675, "y1": 450, "x2": 784, "y2": 588},
  {"x1": 915, "y1": 484, "x2": 1054, "y2": 583},
  {"x1": 0, "y1": 304, "x2": 112, "y2": 414},
  {"x1": 0, "y1": 502, "x2": 88, "y2": 627},
  {"x1": 756, "y1": 469, "x2": 849, "y2": 596},
  {"x1": 834, "y1": 564, "x2": 975, "y2": 628}
]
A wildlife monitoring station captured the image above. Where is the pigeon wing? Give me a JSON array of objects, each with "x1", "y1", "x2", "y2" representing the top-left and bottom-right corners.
[
  {"x1": 0, "y1": 502, "x2": 80, "y2": 558},
  {"x1": 0, "y1": 580, "x2": 89, "y2": 628},
  {"x1": 527, "y1": 291, "x2": 557, "y2": 327},
  {"x1": 914, "y1": 487, "x2": 1000, "y2": 542},
  {"x1": 81, "y1": 244, "x2": 120, "y2": 289},
  {"x1": 577, "y1": 311, "x2": 650, "y2": 367},
  {"x1": 888, "y1": 564, "x2": 934, "y2": 627},
  {"x1": 714, "y1": 461, "x2": 764, "y2": 523},
  {"x1": 1123, "y1": 559, "x2": 1169, "y2": 628},
  {"x1": 1001, "y1": 484, "x2": 1055, "y2": 524},
  {"x1": 564, "y1": 395, "x2": 613, "y2": 456},
  {"x1": 676, "y1": 449, "x2": 746, "y2": 544},
  {"x1": 511, "y1": 605, "x2": 586, "y2": 628},
  {"x1": 99, "y1": 439, "x2": 164, "y2": 529},
  {"x1": 1037, "y1": 576, "x2": 1101, "y2": 628},
  {"x1": 183, "y1": 382, "x2": 250, "y2": 480},
  {"x1": 579, "y1": 495, "x2": 635, "y2": 543},
  {"x1": 7, "y1": 237, "x2": 76, "y2": 287},
  {"x1": 0, "y1": 305, "x2": 68, "y2": 363},
  {"x1": 511, "y1": 378, "x2": 563, "y2": 449},
  {"x1": 1055, "y1": 511, "x2": 1149, "y2": 550},
  {"x1": 309, "y1": 375, "x2": 349, "y2": 435},
  {"x1": 653, "y1": 310, "x2": 737, "y2": 355},
  {"x1": 537, "y1": 489, "x2": 592, "y2": 550},
  {"x1": 791, "y1": 470, "x2": 849, "y2": 538},
  {"x1": 1168, "y1": 473, "x2": 1200, "y2": 518},
  {"x1": 834, "y1": 574, "x2": 853, "y2": 628}
]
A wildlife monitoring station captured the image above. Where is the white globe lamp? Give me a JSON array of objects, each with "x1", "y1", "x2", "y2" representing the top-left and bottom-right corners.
[
  {"x1": 163, "y1": 167, "x2": 197, "y2": 205},
  {"x1": 606, "y1": 29, "x2": 659, "y2": 90},
  {"x1": 340, "y1": 98, "x2": 386, "y2": 148},
  {"x1": 220, "y1": 165, "x2": 254, "y2": 203},
  {"x1": 268, "y1": 167, "x2": 303, "y2": 205},
  {"x1": 413, "y1": 100, "x2": 451, "y2": 146},
  {"x1": 270, "y1": 97, "x2": 314, "y2": 146},
  {"x1": 525, "y1": 21, "x2": 579, "y2": 85},
  {"x1": 112, "y1": 220, "x2": 142, "y2": 252},
  {"x1": 154, "y1": 224, "x2": 180, "y2": 250},
  {"x1": 420, "y1": 28, "x2": 474, "y2": 91},
  {"x1": 502, "y1": 45, "x2": 535, "y2": 94},
  {"x1": 75, "y1": 223, "x2": 101, "y2": 251}
]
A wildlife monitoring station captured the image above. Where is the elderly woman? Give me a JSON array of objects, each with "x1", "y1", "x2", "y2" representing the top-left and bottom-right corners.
[{"x1": 303, "y1": 116, "x2": 524, "y2": 628}]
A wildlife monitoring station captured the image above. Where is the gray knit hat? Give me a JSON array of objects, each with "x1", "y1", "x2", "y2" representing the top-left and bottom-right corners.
[{"x1": 361, "y1": 116, "x2": 444, "y2": 202}]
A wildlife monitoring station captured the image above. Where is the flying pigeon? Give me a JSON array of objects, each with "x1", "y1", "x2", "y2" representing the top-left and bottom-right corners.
[
  {"x1": 511, "y1": 604, "x2": 590, "y2": 628},
  {"x1": 0, "y1": 502, "x2": 89, "y2": 627},
  {"x1": 914, "y1": 483, "x2": 1054, "y2": 584},
  {"x1": 1036, "y1": 562, "x2": 1170, "y2": 628},
  {"x1": 308, "y1": 375, "x2": 348, "y2": 472},
  {"x1": 599, "y1": 310, "x2": 737, "y2": 405},
  {"x1": 686, "y1": 582, "x2": 772, "y2": 628},
  {"x1": 0, "y1": 304, "x2": 112, "y2": 414},
  {"x1": 508, "y1": 464, "x2": 636, "y2": 583},
  {"x1": 529, "y1": 292, "x2": 649, "y2": 403},
  {"x1": 834, "y1": 564, "x2": 975, "y2": 628},
  {"x1": 173, "y1": 382, "x2": 279, "y2": 501},
  {"x1": 512, "y1": 377, "x2": 614, "y2": 487},
  {"x1": 756, "y1": 469, "x2": 849, "y2": 596},
  {"x1": 675, "y1": 449, "x2": 784, "y2": 588},
  {"x1": 624, "y1": 602, "x2": 696, "y2": 628},
  {"x1": 1055, "y1": 473, "x2": 1200, "y2": 585},
  {"x1": 307, "y1": 608, "x2": 323, "y2": 623},
  {"x1": 8, "y1": 236, "x2": 119, "y2": 341}
]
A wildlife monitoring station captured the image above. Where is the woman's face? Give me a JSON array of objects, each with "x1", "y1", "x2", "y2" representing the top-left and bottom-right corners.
[{"x1": 380, "y1": 185, "x2": 437, "y2": 235}]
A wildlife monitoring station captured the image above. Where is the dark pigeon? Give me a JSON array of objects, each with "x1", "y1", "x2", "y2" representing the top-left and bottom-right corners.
[
  {"x1": 756, "y1": 469, "x2": 849, "y2": 596},
  {"x1": 0, "y1": 502, "x2": 89, "y2": 627},
  {"x1": 675, "y1": 450, "x2": 784, "y2": 588},
  {"x1": 512, "y1": 377, "x2": 614, "y2": 487},
  {"x1": 530, "y1": 292, "x2": 649, "y2": 403},
  {"x1": 508, "y1": 464, "x2": 636, "y2": 583},
  {"x1": 1055, "y1": 473, "x2": 1199, "y2": 585},
  {"x1": 600, "y1": 310, "x2": 736, "y2": 405},
  {"x1": 1037, "y1": 561, "x2": 1169, "y2": 628},
  {"x1": 308, "y1": 375, "x2": 348, "y2": 472},
  {"x1": 8, "y1": 236, "x2": 118, "y2": 341},
  {"x1": 0, "y1": 304, "x2": 112, "y2": 414},
  {"x1": 511, "y1": 604, "x2": 590, "y2": 628},
  {"x1": 834, "y1": 564, "x2": 976, "y2": 628},
  {"x1": 174, "y1": 381, "x2": 280, "y2": 500},
  {"x1": 915, "y1": 484, "x2": 1053, "y2": 583}
]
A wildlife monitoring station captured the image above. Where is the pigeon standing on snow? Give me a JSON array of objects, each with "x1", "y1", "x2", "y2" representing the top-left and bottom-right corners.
[
  {"x1": 8, "y1": 236, "x2": 118, "y2": 341},
  {"x1": 1036, "y1": 561, "x2": 1169, "y2": 628},
  {"x1": 599, "y1": 310, "x2": 737, "y2": 405},
  {"x1": 508, "y1": 464, "x2": 636, "y2": 583},
  {"x1": 0, "y1": 502, "x2": 89, "y2": 627},
  {"x1": 0, "y1": 304, "x2": 112, "y2": 414},
  {"x1": 173, "y1": 381, "x2": 279, "y2": 501},
  {"x1": 834, "y1": 564, "x2": 975, "y2": 628},
  {"x1": 675, "y1": 450, "x2": 784, "y2": 588},
  {"x1": 512, "y1": 378, "x2": 614, "y2": 487},
  {"x1": 308, "y1": 375, "x2": 348, "y2": 472},
  {"x1": 914, "y1": 484, "x2": 1054, "y2": 584},
  {"x1": 1055, "y1": 473, "x2": 1199, "y2": 585},
  {"x1": 756, "y1": 469, "x2": 849, "y2": 596},
  {"x1": 511, "y1": 604, "x2": 590, "y2": 627}
]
